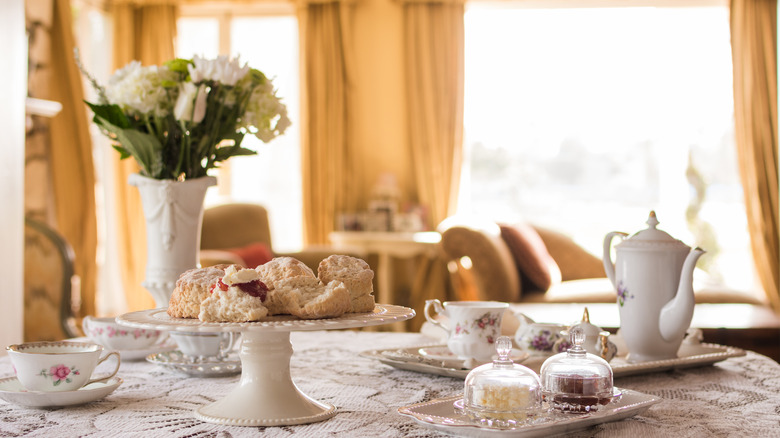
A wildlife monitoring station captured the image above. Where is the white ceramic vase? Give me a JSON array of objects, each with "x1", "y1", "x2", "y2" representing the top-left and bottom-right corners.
[{"x1": 129, "y1": 173, "x2": 217, "y2": 308}]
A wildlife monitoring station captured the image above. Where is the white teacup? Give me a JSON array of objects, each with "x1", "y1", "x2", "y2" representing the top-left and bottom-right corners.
[
  {"x1": 6, "y1": 341, "x2": 120, "y2": 392},
  {"x1": 424, "y1": 299, "x2": 508, "y2": 365},
  {"x1": 169, "y1": 332, "x2": 237, "y2": 359},
  {"x1": 83, "y1": 316, "x2": 167, "y2": 351}
]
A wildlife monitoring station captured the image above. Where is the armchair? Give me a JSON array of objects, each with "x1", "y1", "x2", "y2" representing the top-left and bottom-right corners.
[{"x1": 199, "y1": 203, "x2": 338, "y2": 272}]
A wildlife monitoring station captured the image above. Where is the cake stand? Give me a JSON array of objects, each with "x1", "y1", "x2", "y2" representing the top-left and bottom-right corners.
[{"x1": 117, "y1": 305, "x2": 415, "y2": 426}]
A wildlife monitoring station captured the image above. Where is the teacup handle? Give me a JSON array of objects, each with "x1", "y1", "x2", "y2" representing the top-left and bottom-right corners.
[
  {"x1": 424, "y1": 299, "x2": 449, "y2": 332},
  {"x1": 85, "y1": 351, "x2": 121, "y2": 386},
  {"x1": 81, "y1": 316, "x2": 94, "y2": 337},
  {"x1": 218, "y1": 332, "x2": 238, "y2": 357}
]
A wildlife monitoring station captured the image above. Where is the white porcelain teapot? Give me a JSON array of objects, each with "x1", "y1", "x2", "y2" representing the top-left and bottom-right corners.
[{"x1": 603, "y1": 211, "x2": 704, "y2": 363}]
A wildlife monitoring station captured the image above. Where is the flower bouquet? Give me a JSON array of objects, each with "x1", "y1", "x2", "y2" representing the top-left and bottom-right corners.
[{"x1": 78, "y1": 53, "x2": 291, "y2": 180}]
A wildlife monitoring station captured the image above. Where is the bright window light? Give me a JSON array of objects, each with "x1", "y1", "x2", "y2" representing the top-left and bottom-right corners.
[
  {"x1": 177, "y1": 14, "x2": 302, "y2": 252},
  {"x1": 461, "y1": 2, "x2": 757, "y2": 295}
]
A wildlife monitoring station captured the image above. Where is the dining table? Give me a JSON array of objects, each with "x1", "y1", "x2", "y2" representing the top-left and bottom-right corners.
[{"x1": 1, "y1": 329, "x2": 779, "y2": 437}]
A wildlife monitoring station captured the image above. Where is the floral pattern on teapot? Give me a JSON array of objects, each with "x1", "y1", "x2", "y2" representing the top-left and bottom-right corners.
[{"x1": 617, "y1": 281, "x2": 633, "y2": 307}]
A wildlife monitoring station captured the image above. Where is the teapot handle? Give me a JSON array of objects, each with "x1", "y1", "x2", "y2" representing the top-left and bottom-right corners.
[{"x1": 603, "y1": 232, "x2": 627, "y2": 289}]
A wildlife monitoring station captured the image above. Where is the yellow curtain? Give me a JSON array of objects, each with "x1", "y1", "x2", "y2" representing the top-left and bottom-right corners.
[
  {"x1": 730, "y1": 0, "x2": 780, "y2": 310},
  {"x1": 112, "y1": 0, "x2": 179, "y2": 311},
  {"x1": 49, "y1": 0, "x2": 98, "y2": 318},
  {"x1": 401, "y1": 0, "x2": 464, "y2": 229},
  {"x1": 398, "y1": 0, "x2": 463, "y2": 326},
  {"x1": 297, "y1": 0, "x2": 358, "y2": 245}
]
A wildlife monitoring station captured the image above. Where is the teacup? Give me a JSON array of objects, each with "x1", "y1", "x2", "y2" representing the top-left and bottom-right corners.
[
  {"x1": 83, "y1": 316, "x2": 167, "y2": 351},
  {"x1": 6, "y1": 341, "x2": 120, "y2": 392},
  {"x1": 514, "y1": 322, "x2": 567, "y2": 357},
  {"x1": 169, "y1": 332, "x2": 237, "y2": 359},
  {"x1": 424, "y1": 299, "x2": 508, "y2": 365}
]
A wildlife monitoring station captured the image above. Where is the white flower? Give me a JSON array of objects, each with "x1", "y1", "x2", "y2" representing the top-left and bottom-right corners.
[
  {"x1": 241, "y1": 84, "x2": 291, "y2": 142},
  {"x1": 173, "y1": 82, "x2": 207, "y2": 123},
  {"x1": 105, "y1": 63, "x2": 172, "y2": 117},
  {"x1": 188, "y1": 55, "x2": 250, "y2": 87}
]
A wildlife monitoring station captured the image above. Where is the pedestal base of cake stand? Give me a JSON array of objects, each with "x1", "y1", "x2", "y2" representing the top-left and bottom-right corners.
[{"x1": 194, "y1": 330, "x2": 336, "y2": 426}]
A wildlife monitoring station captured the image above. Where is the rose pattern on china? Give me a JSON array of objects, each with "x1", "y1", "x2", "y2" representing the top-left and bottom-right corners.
[
  {"x1": 458, "y1": 312, "x2": 501, "y2": 344},
  {"x1": 39, "y1": 364, "x2": 80, "y2": 386}
]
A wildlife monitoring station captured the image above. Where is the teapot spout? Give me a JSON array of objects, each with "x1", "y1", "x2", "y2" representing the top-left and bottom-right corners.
[{"x1": 658, "y1": 247, "x2": 705, "y2": 342}]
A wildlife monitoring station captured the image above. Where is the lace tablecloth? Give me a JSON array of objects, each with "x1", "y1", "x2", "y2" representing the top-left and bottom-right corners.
[{"x1": 1, "y1": 330, "x2": 779, "y2": 437}]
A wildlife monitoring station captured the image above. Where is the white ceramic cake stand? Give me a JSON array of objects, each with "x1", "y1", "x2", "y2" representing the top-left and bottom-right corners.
[{"x1": 117, "y1": 305, "x2": 415, "y2": 427}]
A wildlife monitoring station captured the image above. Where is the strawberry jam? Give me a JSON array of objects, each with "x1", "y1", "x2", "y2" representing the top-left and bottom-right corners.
[
  {"x1": 210, "y1": 278, "x2": 229, "y2": 293},
  {"x1": 237, "y1": 280, "x2": 268, "y2": 301}
]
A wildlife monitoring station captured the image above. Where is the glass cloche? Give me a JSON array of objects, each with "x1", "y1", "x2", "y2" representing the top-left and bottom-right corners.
[
  {"x1": 458, "y1": 336, "x2": 543, "y2": 427},
  {"x1": 539, "y1": 326, "x2": 615, "y2": 413}
]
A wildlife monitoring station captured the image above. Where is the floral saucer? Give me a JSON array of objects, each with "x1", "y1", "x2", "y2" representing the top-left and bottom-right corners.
[
  {"x1": 0, "y1": 376, "x2": 122, "y2": 408},
  {"x1": 72, "y1": 336, "x2": 177, "y2": 361}
]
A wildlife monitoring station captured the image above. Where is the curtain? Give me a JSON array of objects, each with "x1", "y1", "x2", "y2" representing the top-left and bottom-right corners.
[
  {"x1": 730, "y1": 0, "x2": 780, "y2": 311},
  {"x1": 49, "y1": 0, "x2": 98, "y2": 318},
  {"x1": 402, "y1": 0, "x2": 464, "y2": 229},
  {"x1": 400, "y1": 0, "x2": 464, "y2": 327},
  {"x1": 112, "y1": 0, "x2": 179, "y2": 311},
  {"x1": 297, "y1": 0, "x2": 357, "y2": 245}
]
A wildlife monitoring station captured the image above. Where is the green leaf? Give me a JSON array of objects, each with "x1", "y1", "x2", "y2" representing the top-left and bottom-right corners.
[
  {"x1": 85, "y1": 102, "x2": 131, "y2": 130},
  {"x1": 95, "y1": 116, "x2": 164, "y2": 177},
  {"x1": 111, "y1": 145, "x2": 132, "y2": 160},
  {"x1": 164, "y1": 58, "x2": 192, "y2": 74},
  {"x1": 213, "y1": 145, "x2": 256, "y2": 162}
]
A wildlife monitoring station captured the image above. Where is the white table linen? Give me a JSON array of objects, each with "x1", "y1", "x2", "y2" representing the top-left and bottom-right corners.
[{"x1": 0, "y1": 330, "x2": 779, "y2": 437}]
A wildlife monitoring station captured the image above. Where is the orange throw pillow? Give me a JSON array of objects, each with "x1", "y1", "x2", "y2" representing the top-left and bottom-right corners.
[
  {"x1": 224, "y1": 242, "x2": 274, "y2": 269},
  {"x1": 499, "y1": 223, "x2": 562, "y2": 292}
]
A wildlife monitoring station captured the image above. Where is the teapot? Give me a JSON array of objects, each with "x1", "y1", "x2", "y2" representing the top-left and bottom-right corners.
[{"x1": 603, "y1": 211, "x2": 704, "y2": 363}]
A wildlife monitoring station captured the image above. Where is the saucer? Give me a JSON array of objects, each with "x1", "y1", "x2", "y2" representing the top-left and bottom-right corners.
[
  {"x1": 71, "y1": 336, "x2": 177, "y2": 361},
  {"x1": 147, "y1": 351, "x2": 242, "y2": 377},
  {"x1": 0, "y1": 376, "x2": 122, "y2": 408}
]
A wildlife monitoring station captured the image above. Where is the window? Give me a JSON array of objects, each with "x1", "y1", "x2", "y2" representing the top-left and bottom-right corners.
[
  {"x1": 461, "y1": 1, "x2": 758, "y2": 295},
  {"x1": 178, "y1": 5, "x2": 302, "y2": 252}
]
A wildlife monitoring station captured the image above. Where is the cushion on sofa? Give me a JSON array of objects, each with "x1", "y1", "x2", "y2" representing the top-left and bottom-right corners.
[
  {"x1": 225, "y1": 242, "x2": 274, "y2": 268},
  {"x1": 499, "y1": 223, "x2": 562, "y2": 292},
  {"x1": 532, "y1": 226, "x2": 606, "y2": 281}
]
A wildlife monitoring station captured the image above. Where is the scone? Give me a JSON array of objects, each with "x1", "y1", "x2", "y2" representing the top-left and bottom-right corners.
[
  {"x1": 167, "y1": 264, "x2": 239, "y2": 318},
  {"x1": 256, "y1": 256, "x2": 316, "y2": 289},
  {"x1": 317, "y1": 255, "x2": 376, "y2": 312},
  {"x1": 275, "y1": 276, "x2": 351, "y2": 319},
  {"x1": 256, "y1": 256, "x2": 316, "y2": 314},
  {"x1": 199, "y1": 265, "x2": 271, "y2": 322}
]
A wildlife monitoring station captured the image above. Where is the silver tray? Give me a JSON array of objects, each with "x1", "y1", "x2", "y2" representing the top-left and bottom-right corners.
[
  {"x1": 398, "y1": 389, "x2": 661, "y2": 437},
  {"x1": 361, "y1": 342, "x2": 745, "y2": 379}
]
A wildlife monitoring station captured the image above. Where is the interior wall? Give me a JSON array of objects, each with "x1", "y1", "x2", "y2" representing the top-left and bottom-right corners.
[{"x1": 0, "y1": 0, "x2": 27, "y2": 351}]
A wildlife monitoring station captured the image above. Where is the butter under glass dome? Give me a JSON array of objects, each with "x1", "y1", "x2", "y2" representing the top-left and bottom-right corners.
[
  {"x1": 458, "y1": 336, "x2": 543, "y2": 427},
  {"x1": 540, "y1": 326, "x2": 615, "y2": 413}
]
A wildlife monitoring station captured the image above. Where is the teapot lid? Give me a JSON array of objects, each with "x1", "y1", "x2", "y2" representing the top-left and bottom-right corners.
[{"x1": 617, "y1": 211, "x2": 689, "y2": 250}]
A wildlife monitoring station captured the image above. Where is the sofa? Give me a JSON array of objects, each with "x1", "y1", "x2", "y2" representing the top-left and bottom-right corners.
[{"x1": 436, "y1": 215, "x2": 764, "y2": 306}]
